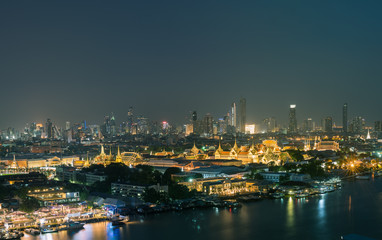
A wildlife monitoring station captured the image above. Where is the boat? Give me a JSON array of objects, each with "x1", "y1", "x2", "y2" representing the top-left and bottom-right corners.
[
  {"x1": 111, "y1": 220, "x2": 125, "y2": 227},
  {"x1": 24, "y1": 228, "x2": 40, "y2": 235},
  {"x1": 270, "y1": 192, "x2": 284, "y2": 199},
  {"x1": 110, "y1": 215, "x2": 129, "y2": 227},
  {"x1": 40, "y1": 226, "x2": 58, "y2": 234},
  {"x1": 0, "y1": 232, "x2": 21, "y2": 240},
  {"x1": 355, "y1": 175, "x2": 370, "y2": 180},
  {"x1": 119, "y1": 215, "x2": 129, "y2": 222},
  {"x1": 61, "y1": 222, "x2": 85, "y2": 231},
  {"x1": 295, "y1": 192, "x2": 309, "y2": 198}
]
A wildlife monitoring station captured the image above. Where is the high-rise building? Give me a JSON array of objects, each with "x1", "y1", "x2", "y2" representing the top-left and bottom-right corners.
[
  {"x1": 192, "y1": 111, "x2": 197, "y2": 122},
  {"x1": 302, "y1": 118, "x2": 314, "y2": 132},
  {"x1": 288, "y1": 105, "x2": 297, "y2": 134},
  {"x1": 324, "y1": 117, "x2": 333, "y2": 133},
  {"x1": 239, "y1": 98, "x2": 246, "y2": 133},
  {"x1": 203, "y1": 113, "x2": 213, "y2": 135},
  {"x1": 46, "y1": 118, "x2": 53, "y2": 139},
  {"x1": 127, "y1": 107, "x2": 134, "y2": 132},
  {"x1": 343, "y1": 103, "x2": 348, "y2": 133},
  {"x1": 349, "y1": 116, "x2": 365, "y2": 134},
  {"x1": 110, "y1": 113, "x2": 116, "y2": 136},
  {"x1": 65, "y1": 121, "x2": 71, "y2": 131},
  {"x1": 375, "y1": 121, "x2": 382, "y2": 132},
  {"x1": 231, "y1": 102, "x2": 237, "y2": 129},
  {"x1": 263, "y1": 117, "x2": 277, "y2": 132}
]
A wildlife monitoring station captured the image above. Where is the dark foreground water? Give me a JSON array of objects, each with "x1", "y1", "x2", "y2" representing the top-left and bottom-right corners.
[{"x1": 22, "y1": 178, "x2": 382, "y2": 240}]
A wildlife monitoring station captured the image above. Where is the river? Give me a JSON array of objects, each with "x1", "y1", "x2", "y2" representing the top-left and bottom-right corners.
[{"x1": 22, "y1": 177, "x2": 382, "y2": 240}]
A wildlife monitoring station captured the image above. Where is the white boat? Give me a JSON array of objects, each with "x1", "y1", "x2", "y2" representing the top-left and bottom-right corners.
[
  {"x1": 40, "y1": 227, "x2": 58, "y2": 234},
  {"x1": 295, "y1": 193, "x2": 309, "y2": 198},
  {"x1": 356, "y1": 175, "x2": 370, "y2": 180},
  {"x1": 25, "y1": 228, "x2": 40, "y2": 235},
  {"x1": 270, "y1": 192, "x2": 284, "y2": 199},
  {"x1": 120, "y1": 215, "x2": 129, "y2": 222}
]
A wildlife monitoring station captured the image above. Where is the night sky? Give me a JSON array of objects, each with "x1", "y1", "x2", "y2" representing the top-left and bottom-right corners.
[{"x1": 1, "y1": 1, "x2": 382, "y2": 129}]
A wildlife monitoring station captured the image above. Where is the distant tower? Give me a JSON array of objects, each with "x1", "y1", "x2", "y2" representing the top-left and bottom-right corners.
[
  {"x1": 116, "y1": 146, "x2": 122, "y2": 163},
  {"x1": 343, "y1": 103, "x2": 348, "y2": 133},
  {"x1": 239, "y1": 98, "x2": 246, "y2": 133},
  {"x1": 366, "y1": 129, "x2": 371, "y2": 140},
  {"x1": 288, "y1": 105, "x2": 297, "y2": 134},
  {"x1": 231, "y1": 102, "x2": 237, "y2": 128}
]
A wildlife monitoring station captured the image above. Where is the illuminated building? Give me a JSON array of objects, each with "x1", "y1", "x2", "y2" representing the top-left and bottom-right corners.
[
  {"x1": 181, "y1": 142, "x2": 207, "y2": 160},
  {"x1": 214, "y1": 139, "x2": 258, "y2": 164},
  {"x1": 185, "y1": 124, "x2": 193, "y2": 136},
  {"x1": 231, "y1": 102, "x2": 237, "y2": 128},
  {"x1": 121, "y1": 152, "x2": 142, "y2": 165},
  {"x1": 27, "y1": 187, "x2": 80, "y2": 206},
  {"x1": 314, "y1": 140, "x2": 340, "y2": 151},
  {"x1": 245, "y1": 124, "x2": 256, "y2": 134},
  {"x1": 94, "y1": 145, "x2": 107, "y2": 164},
  {"x1": 288, "y1": 104, "x2": 297, "y2": 133},
  {"x1": 215, "y1": 139, "x2": 289, "y2": 165},
  {"x1": 115, "y1": 146, "x2": 122, "y2": 163}
]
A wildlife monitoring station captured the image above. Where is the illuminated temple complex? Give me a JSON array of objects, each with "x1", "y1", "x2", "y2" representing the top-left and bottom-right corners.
[{"x1": 215, "y1": 139, "x2": 291, "y2": 165}]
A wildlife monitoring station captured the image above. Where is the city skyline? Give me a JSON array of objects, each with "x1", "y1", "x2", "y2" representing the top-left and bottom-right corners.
[
  {"x1": 1, "y1": 101, "x2": 377, "y2": 136},
  {"x1": 1, "y1": 1, "x2": 382, "y2": 129}
]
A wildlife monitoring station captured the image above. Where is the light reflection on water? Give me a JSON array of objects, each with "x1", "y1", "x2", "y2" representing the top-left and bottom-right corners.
[
  {"x1": 22, "y1": 179, "x2": 382, "y2": 240},
  {"x1": 286, "y1": 197, "x2": 294, "y2": 228}
]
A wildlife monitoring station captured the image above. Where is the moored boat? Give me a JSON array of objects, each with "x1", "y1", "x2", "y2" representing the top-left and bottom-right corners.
[
  {"x1": 60, "y1": 222, "x2": 85, "y2": 231},
  {"x1": 355, "y1": 175, "x2": 370, "y2": 180}
]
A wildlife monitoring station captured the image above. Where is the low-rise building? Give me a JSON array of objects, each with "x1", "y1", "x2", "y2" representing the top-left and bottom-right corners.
[
  {"x1": 27, "y1": 187, "x2": 80, "y2": 206},
  {"x1": 289, "y1": 173, "x2": 311, "y2": 182},
  {"x1": 260, "y1": 172, "x2": 288, "y2": 183},
  {"x1": 202, "y1": 179, "x2": 247, "y2": 196},
  {"x1": 111, "y1": 182, "x2": 168, "y2": 199}
]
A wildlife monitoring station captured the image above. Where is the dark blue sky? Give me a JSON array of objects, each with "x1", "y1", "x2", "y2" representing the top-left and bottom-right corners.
[{"x1": 1, "y1": 1, "x2": 381, "y2": 129}]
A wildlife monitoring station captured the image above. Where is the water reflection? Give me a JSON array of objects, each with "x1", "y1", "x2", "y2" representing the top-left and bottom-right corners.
[
  {"x1": 286, "y1": 197, "x2": 294, "y2": 228},
  {"x1": 21, "y1": 179, "x2": 382, "y2": 240}
]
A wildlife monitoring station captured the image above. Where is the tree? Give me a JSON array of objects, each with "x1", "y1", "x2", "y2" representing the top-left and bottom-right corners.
[
  {"x1": 287, "y1": 150, "x2": 304, "y2": 162},
  {"x1": 163, "y1": 167, "x2": 182, "y2": 184},
  {"x1": 142, "y1": 188, "x2": 160, "y2": 203},
  {"x1": 169, "y1": 184, "x2": 195, "y2": 199},
  {"x1": 20, "y1": 198, "x2": 40, "y2": 213},
  {"x1": 300, "y1": 161, "x2": 326, "y2": 178},
  {"x1": 254, "y1": 173, "x2": 264, "y2": 180}
]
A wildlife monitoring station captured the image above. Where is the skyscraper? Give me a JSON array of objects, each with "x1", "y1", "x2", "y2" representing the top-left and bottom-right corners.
[
  {"x1": 324, "y1": 117, "x2": 333, "y2": 133},
  {"x1": 46, "y1": 118, "x2": 53, "y2": 139},
  {"x1": 288, "y1": 105, "x2": 297, "y2": 134},
  {"x1": 231, "y1": 102, "x2": 237, "y2": 129},
  {"x1": 192, "y1": 111, "x2": 197, "y2": 122},
  {"x1": 203, "y1": 113, "x2": 213, "y2": 135},
  {"x1": 239, "y1": 97, "x2": 246, "y2": 133},
  {"x1": 343, "y1": 103, "x2": 348, "y2": 133}
]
